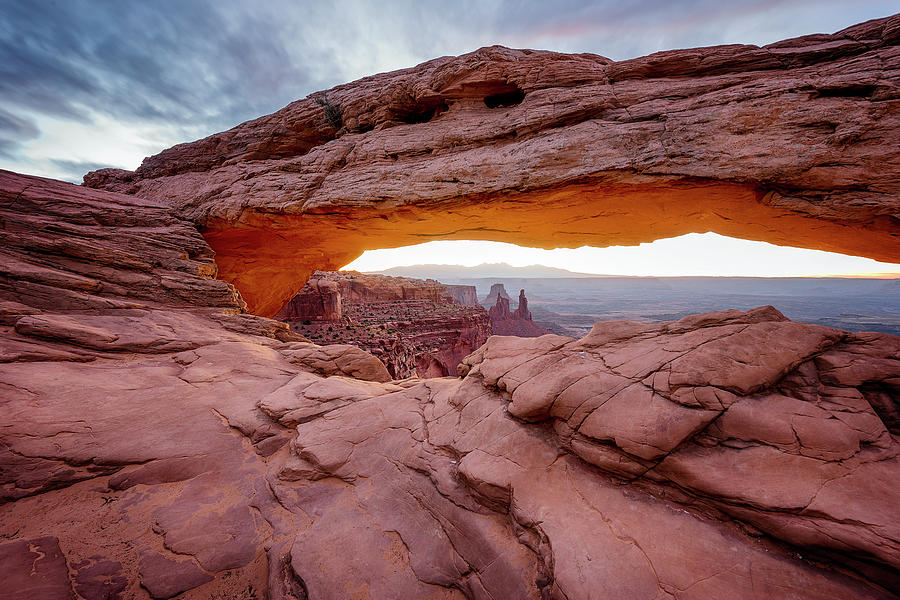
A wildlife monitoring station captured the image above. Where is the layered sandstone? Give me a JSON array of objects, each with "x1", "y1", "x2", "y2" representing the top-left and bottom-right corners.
[
  {"x1": 328, "y1": 270, "x2": 455, "y2": 304},
  {"x1": 3, "y1": 13, "x2": 900, "y2": 599},
  {"x1": 277, "y1": 271, "x2": 491, "y2": 377},
  {"x1": 446, "y1": 284, "x2": 479, "y2": 306},
  {"x1": 277, "y1": 270, "x2": 455, "y2": 313},
  {"x1": 84, "y1": 15, "x2": 900, "y2": 317},
  {"x1": 275, "y1": 277, "x2": 342, "y2": 321},
  {"x1": 2, "y1": 169, "x2": 898, "y2": 598}
]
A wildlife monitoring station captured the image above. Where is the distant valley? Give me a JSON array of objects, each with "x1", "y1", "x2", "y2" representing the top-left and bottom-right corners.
[{"x1": 372, "y1": 266, "x2": 900, "y2": 337}]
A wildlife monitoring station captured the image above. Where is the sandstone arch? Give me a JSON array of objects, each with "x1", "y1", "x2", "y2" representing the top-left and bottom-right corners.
[
  {"x1": 5, "y1": 15, "x2": 900, "y2": 598},
  {"x1": 86, "y1": 14, "x2": 900, "y2": 316}
]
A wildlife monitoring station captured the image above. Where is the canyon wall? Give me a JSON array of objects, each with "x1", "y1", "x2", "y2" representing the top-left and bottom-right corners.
[
  {"x1": 83, "y1": 14, "x2": 900, "y2": 317},
  {"x1": 446, "y1": 284, "x2": 480, "y2": 306},
  {"x1": 275, "y1": 270, "x2": 456, "y2": 321},
  {"x1": 334, "y1": 271, "x2": 454, "y2": 304},
  {"x1": 275, "y1": 277, "x2": 342, "y2": 321},
  {"x1": 277, "y1": 271, "x2": 490, "y2": 378}
]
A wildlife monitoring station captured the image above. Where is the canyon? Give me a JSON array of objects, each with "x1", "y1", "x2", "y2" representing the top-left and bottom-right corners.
[
  {"x1": 276, "y1": 271, "x2": 490, "y2": 378},
  {"x1": 1, "y1": 12, "x2": 900, "y2": 600}
]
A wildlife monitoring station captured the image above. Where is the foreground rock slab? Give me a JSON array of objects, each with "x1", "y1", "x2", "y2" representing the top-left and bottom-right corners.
[{"x1": 3, "y1": 304, "x2": 898, "y2": 598}]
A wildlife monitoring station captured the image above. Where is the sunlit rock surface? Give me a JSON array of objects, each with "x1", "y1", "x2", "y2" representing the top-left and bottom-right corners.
[
  {"x1": 2, "y1": 170, "x2": 899, "y2": 598},
  {"x1": 85, "y1": 14, "x2": 900, "y2": 316}
]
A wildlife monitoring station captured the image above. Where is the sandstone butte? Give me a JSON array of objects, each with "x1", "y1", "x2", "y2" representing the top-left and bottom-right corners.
[{"x1": 0, "y1": 12, "x2": 897, "y2": 600}]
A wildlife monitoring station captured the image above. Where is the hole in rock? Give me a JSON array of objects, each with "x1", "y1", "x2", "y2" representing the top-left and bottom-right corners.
[
  {"x1": 204, "y1": 179, "x2": 900, "y2": 321},
  {"x1": 812, "y1": 84, "x2": 877, "y2": 99},
  {"x1": 484, "y1": 87, "x2": 525, "y2": 108},
  {"x1": 392, "y1": 99, "x2": 449, "y2": 124},
  {"x1": 269, "y1": 234, "x2": 900, "y2": 378}
]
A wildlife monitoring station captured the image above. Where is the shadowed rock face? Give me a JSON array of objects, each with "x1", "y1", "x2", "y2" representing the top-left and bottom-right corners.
[
  {"x1": 276, "y1": 277, "x2": 342, "y2": 321},
  {"x1": 85, "y1": 14, "x2": 900, "y2": 316},
  {"x1": 2, "y1": 171, "x2": 900, "y2": 598},
  {"x1": 446, "y1": 284, "x2": 479, "y2": 306}
]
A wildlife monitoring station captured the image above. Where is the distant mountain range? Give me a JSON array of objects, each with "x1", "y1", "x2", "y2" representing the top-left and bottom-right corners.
[
  {"x1": 374, "y1": 263, "x2": 606, "y2": 279},
  {"x1": 371, "y1": 263, "x2": 900, "y2": 281}
]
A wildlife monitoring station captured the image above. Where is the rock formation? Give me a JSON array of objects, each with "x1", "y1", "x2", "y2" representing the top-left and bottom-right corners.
[
  {"x1": 488, "y1": 294, "x2": 512, "y2": 319},
  {"x1": 278, "y1": 271, "x2": 491, "y2": 378},
  {"x1": 276, "y1": 270, "x2": 458, "y2": 322},
  {"x1": 445, "y1": 284, "x2": 479, "y2": 306},
  {"x1": 488, "y1": 288, "x2": 550, "y2": 337},
  {"x1": 1, "y1": 170, "x2": 900, "y2": 597},
  {"x1": 483, "y1": 282, "x2": 511, "y2": 306},
  {"x1": 275, "y1": 277, "x2": 342, "y2": 321},
  {"x1": 83, "y1": 14, "x2": 900, "y2": 317},
  {"x1": 514, "y1": 287, "x2": 531, "y2": 320},
  {"x1": 4, "y1": 13, "x2": 900, "y2": 599},
  {"x1": 334, "y1": 271, "x2": 455, "y2": 304}
]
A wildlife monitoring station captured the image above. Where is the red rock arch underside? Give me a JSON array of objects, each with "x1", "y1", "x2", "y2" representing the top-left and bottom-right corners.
[
  {"x1": 204, "y1": 178, "x2": 899, "y2": 317},
  {"x1": 85, "y1": 15, "x2": 900, "y2": 317}
]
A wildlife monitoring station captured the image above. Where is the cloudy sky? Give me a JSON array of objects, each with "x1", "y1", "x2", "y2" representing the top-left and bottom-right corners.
[{"x1": 2, "y1": 0, "x2": 898, "y2": 275}]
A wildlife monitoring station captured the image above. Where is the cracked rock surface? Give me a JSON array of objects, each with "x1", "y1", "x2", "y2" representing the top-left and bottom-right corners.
[{"x1": 1, "y1": 170, "x2": 899, "y2": 598}]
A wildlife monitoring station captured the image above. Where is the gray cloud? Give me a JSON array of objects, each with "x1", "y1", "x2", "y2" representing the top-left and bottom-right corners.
[
  {"x1": 0, "y1": 108, "x2": 39, "y2": 159},
  {"x1": 48, "y1": 158, "x2": 119, "y2": 182},
  {"x1": 0, "y1": 0, "x2": 338, "y2": 135},
  {"x1": 410, "y1": 0, "x2": 897, "y2": 60},
  {"x1": 0, "y1": 0, "x2": 896, "y2": 181}
]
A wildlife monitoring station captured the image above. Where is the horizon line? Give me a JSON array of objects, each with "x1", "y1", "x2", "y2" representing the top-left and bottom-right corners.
[{"x1": 349, "y1": 269, "x2": 900, "y2": 280}]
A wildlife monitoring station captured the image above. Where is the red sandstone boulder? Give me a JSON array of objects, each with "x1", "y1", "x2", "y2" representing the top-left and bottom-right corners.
[{"x1": 278, "y1": 341, "x2": 393, "y2": 382}]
